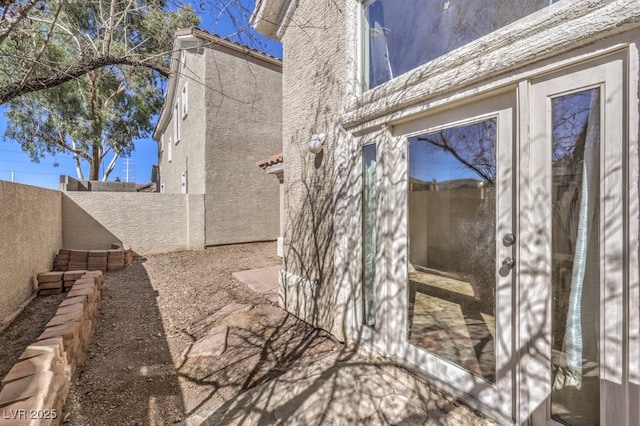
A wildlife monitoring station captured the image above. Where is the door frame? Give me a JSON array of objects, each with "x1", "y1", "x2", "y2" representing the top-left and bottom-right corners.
[
  {"x1": 522, "y1": 53, "x2": 627, "y2": 425},
  {"x1": 386, "y1": 90, "x2": 518, "y2": 423}
]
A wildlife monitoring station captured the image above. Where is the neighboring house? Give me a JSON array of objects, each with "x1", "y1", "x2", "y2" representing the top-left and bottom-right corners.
[
  {"x1": 153, "y1": 27, "x2": 282, "y2": 246},
  {"x1": 253, "y1": 1, "x2": 640, "y2": 424}
]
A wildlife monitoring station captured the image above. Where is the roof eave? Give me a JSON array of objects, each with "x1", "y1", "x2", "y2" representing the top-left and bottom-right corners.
[
  {"x1": 152, "y1": 31, "x2": 196, "y2": 141},
  {"x1": 251, "y1": 0, "x2": 295, "y2": 41}
]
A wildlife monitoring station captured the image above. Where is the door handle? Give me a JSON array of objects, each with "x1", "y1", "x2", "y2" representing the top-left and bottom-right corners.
[
  {"x1": 502, "y1": 257, "x2": 515, "y2": 269},
  {"x1": 499, "y1": 257, "x2": 515, "y2": 277}
]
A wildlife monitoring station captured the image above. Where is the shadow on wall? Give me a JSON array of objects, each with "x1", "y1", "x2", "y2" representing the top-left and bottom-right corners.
[{"x1": 61, "y1": 195, "x2": 123, "y2": 250}]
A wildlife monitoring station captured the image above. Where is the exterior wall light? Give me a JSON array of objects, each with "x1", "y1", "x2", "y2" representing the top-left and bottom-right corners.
[{"x1": 308, "y1": 133, "x2": 325, "y2": 154}]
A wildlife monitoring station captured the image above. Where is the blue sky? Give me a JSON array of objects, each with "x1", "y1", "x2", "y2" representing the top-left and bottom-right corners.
[{"x1": 0, "y1": 0, "x2": 282, "y2": 190}]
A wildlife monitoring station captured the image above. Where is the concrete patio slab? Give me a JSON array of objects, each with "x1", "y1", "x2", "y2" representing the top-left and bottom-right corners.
[
  {"x1": 180, "y1": 351, "x2": 497, "y2": 426},
  {"x1": 232, "y1": 265, "x2": 280, "y2": 305}
]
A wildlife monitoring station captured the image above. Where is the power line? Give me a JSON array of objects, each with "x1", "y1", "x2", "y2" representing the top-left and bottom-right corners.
[{"x1": 0, "y1": 168, "x2": 63, "y2": 177}]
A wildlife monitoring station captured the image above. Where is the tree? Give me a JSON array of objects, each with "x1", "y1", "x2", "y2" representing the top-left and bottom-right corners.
[{"x1": 1, "y1": 0, "x2": 199, "y2": 180}]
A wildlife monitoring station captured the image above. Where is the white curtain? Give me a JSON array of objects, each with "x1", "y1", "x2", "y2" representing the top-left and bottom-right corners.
[{"x1": 553, "y1": 91, "x2": 600, "y2": 396}]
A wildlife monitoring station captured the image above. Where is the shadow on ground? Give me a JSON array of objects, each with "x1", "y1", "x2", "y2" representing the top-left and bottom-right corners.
[{"x1": 64, "y1": 260, "x2": 186, "y2": 424}]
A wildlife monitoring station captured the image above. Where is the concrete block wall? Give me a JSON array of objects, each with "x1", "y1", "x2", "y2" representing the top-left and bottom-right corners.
[
  {"x1": 0, "y1": 182, "x2": 62, "y2": 329},
  {"x1": 62, "y1": 192, "x2": 204, "y2": 254}
]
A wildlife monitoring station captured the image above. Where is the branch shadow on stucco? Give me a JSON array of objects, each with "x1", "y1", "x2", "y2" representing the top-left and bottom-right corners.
[{"x1": 190, "y1": 133, "x2": 501, "y2": 424}]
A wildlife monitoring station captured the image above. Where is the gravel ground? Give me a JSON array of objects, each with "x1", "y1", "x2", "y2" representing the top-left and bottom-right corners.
[
  {"x1": 0, "y1": 242, "x2": 494, "y2": 425},
  {"x1": 0, "y1": 241, "x2": 337, "y2": 424}
]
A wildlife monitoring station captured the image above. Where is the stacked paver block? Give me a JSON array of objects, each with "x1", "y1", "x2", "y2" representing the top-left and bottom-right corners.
[
  {"x1": 53, "y1": 249, "x2": 70, "y2": 272},
  {"x1": 123, "y1": 243, "x2": 134, "y2": 265},
  {"x1": 107, "y1": 249, "x2": 125, "y2": 271},
  {"x1": 0, "y1": 270, "x2": 104, "y2": 423},
  {"x1": 87, "y1": 250, "x2": 108, "y2": 272},
  {"x1": 37, "y1": 272, "x2": 64, "y2": 296},
  {"x1": 49, "y1": 246, "x2": 130, "y2": 274},
  {"x1": 67, "y1": 250, "x2": 88, "y2": 271},
  {"x1": 62, "y1": 270, "x2": 86, "y2": 291}
]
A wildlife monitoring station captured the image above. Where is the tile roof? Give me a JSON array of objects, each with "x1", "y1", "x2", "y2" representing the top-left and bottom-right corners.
[
  {"x1": 256, "y1": 153, "x2": 283, "y2": 168},
  {"x1": 178, "y1": 27, "x2": 282, "y2": 65}
]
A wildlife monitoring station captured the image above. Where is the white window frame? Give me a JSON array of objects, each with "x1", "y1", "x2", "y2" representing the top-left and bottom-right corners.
[
  {"x1": 174, "y1": 103, "x2": 180, "y2": 144},
  {"x1": 160, "y1": 182, "x2": 165, "y2": 193},
  {"x1": 182, "y1": 83, "x2": 188, "y2": 119},
  {"x1": 168, "y1": 137, "x2": 172, "y2": 162},
  {"x1": 359, "y1": 0, "x2": 561, "y2": 92}
]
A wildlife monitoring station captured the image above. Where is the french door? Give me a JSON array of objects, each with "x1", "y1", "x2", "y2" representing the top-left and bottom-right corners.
[
  {"x1": 392, "y1": 92, "x2": 517, "y2": 422},
  {"x1": 524, "y1": 55, "x2": 626, "y2": 425},
  {"x1": 381, "y1": 53, "x2": 627, "y2": 424}
]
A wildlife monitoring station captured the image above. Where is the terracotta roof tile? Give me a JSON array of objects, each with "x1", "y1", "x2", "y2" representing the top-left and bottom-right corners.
[{"x1": 256, "y1": 153, "x2": 283, "y2": 168}]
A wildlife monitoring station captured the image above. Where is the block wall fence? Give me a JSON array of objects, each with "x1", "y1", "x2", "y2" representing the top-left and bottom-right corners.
[{"x1": 1, "y1": 181, "x2": 205, "y2": 327}]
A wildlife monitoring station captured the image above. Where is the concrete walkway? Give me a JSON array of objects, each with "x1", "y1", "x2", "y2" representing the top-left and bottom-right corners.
[
  {"x1": 183, "y1": 349, "x2": 497, "y2": 425},
  {"x1": 179, "y1": 266, "x2": 499, "y2": 426},
  {"x1": 232, "y1": 265, "x2": 281, "y2": 305}
]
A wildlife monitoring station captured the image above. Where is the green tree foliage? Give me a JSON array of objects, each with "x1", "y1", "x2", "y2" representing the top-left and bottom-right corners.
[{"x1": 1, "y1": 0, "x2": 199, "y2": 180}]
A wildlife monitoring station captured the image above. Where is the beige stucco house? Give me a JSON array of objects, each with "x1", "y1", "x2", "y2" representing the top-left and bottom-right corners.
[
  {"x1": 153, "y1": 28, "x2": 282, "y2": 246},
  {"x1": 253, "y1": 0, "x2": 640, "y2": 424}
]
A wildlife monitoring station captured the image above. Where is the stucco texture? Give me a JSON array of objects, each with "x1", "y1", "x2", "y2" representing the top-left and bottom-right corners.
[
  {"x1": 0, "y1": 182, "x2": 62, "y2": 325},
  {"x1": 158, "y1": 37, "x2": 282, "y2": 247},
  {"x1": 278, "y1": 1, "x2": 347, "y2": 340},
  {"x1": 203, "y1": 46, "x2": 282, "y2": 246}
]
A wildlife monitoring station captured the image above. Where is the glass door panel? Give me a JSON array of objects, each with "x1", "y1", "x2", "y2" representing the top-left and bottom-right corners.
[
  {"x1": 407, "y1": 118, "x2": 497, "y2": 382},
  {"x1": 527, "y1": 54, "x2": 625, "y2": 425},
  {"x1": 550, "y1": 89, "x2": 601, "y2": 425}
]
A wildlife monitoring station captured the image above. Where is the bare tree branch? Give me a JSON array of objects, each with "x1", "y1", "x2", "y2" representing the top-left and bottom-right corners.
[
  {"x1": 0, "y1": 0, "x2": 41, "y2": 45},
  {"x1": 0, "y1": 55, "x2": 170, "y2": 104},
  {"x1": 18, "y1": 0, "x2": 66, "y2": 90}
]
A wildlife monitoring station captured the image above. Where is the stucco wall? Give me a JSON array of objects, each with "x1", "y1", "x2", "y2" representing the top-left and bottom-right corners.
[
  {"x1": 0, "y1": 182, "x2": 62, "y2": 326},
  {"x1": 159, "y1": 47, "x2": 207, "y2": 195},
  {"x1": 204, "y1": 45, "x2": 282, "y2": 246},
  {"x1": 277, "y1": 0, "x2": 347, "y2": 340},
  {"x1": 62, "y1": 192, "x2": 202, "y2": 254}
]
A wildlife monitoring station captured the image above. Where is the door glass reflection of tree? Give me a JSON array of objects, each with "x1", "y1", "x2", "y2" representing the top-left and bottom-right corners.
[
  {"x1": 550, "y1": 89, "x2": 601, "y2": 426},
  {"x1": 407, "y1": 119, "x2": 496, "y2": 382}
]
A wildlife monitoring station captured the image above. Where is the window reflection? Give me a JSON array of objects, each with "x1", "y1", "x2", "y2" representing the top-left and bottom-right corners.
[
  {"x1": 551, "y1": 89, "x2": 601, "y2": 426},
  {"x1": 408, "y1": 119, "x2": 496, "y2": 382},
  {"x1": 363, "y1": 144, "x2": 377, "y2": 327},
  {"x1": 364, "y1": 0, "x2": 556, "y2": 89}
]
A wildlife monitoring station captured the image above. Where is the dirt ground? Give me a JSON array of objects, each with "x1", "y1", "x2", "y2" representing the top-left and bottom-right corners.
[{"x1": 0, "y1": 242, "x2": 338, "y2": 424}]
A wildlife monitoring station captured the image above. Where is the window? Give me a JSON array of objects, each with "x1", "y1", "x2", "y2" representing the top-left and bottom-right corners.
[
  {"x1": 362, "y1": 143, "x2": 377, "y2": 327},
  {"x1": 168, "y1": 137, "x2": 172, "y2": 162},
  {"x1": 174, "y1": 103, "x2": 180, "y2": 143},
  {"x1": 181, "y1": 170, "x2": 188, "y2": 194},
  {"x1": 362, "y1": 0, "x2": 557, "y2": 89},
  {"x1": 182, "y1": 84, "x2": 188, "y2": 119}
]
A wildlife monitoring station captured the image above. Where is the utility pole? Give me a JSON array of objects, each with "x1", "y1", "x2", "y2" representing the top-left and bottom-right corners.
[{"x1": 123, "y1": 159, "x2": 135, "y2": 183}]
